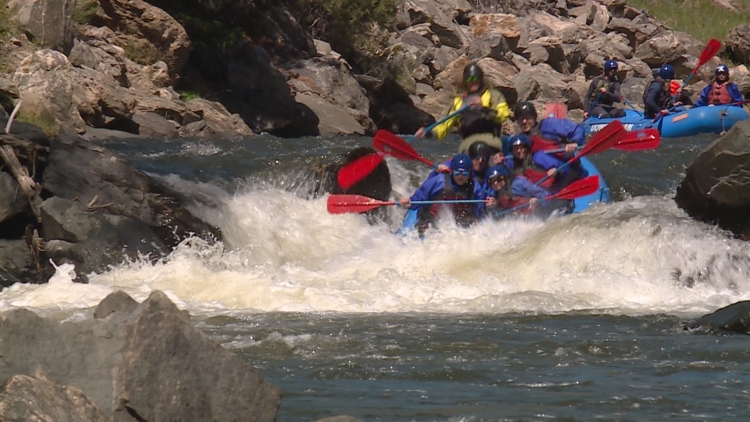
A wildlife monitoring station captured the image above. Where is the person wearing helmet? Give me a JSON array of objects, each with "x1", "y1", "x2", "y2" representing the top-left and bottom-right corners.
[
  {"x1": 643, "y1": 64, "x2": 682, "y2": 119},
  {"x1": 503, "y1": 134, "x2": 578, "y2": 192},
  {"x1": 416, "y1": 62, "x2": 510, "y2": 152},
  {"x1": 399, "y1": 153, "x2": 488, "y2": 233},
  {"x1": 511, "y1": 101, "x2": 586, "y2": 169},
  {"x1": 429, "y1": 141, "x2": 501, "y2": 187},
  {"x1": 483, "y1": 164, "x2": 550, "y2": 218},
  {"x1": 694, "y1": 64, "x2": 744, "y2": 107},
  {"x1": 583, "y1": 59, "x2": 625, "y2": 119}
]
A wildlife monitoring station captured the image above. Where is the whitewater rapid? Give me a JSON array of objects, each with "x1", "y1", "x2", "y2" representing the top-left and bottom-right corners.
[{"x1": 2, "y1": 165, "x2": 748, "y2": 318}]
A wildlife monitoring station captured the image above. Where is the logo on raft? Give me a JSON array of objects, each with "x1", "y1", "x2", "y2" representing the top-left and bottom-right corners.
[{"x1": 589, "y1": 123, "x2": 635, "y2": 132}]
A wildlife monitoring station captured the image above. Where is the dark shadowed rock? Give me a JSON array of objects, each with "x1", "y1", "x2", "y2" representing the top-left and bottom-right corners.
[
  {"x1": 0, "y1": 375, "x2": 108, "y2": 422},
  {"x1": 26, "y1": 134, "x2": 222, "y2": 277},
  {"x1": 686, "y1": 301, "x2": 750, "y2": 334},
  {"x1": 314, "y1": 416, "x2": 365, "y2": 422},
  {"x1": 0, "y1": 240, "x2": 34, "y2": 287},
  {"x1": 0, "y1": 290, "x2": 281, "y2": 421},
  {"x1": 0, "y1": 172, "x2": 28, "y2": 223},
  {"x1": 675, "y1": 120, "x2": 750, "y2": 238},
  {"x1": 725, "y1": 24, "x2": 750, "y2": 66}
]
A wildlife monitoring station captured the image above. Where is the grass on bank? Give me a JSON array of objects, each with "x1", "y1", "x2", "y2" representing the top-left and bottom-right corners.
[
  {"x1": 627, "y1": 0, "x2": 750, "y2": 43},
  {"x1": 16, "y1": 110, "x2": 58, "y2": 137}
]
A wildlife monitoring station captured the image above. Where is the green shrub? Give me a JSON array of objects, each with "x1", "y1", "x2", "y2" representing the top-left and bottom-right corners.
[
  {"x1": 122, "y1": 38, "x2": 161, "y2": 65},
  {"x1": 73, "y1": 0, "x2": 99, "y2": 25},
  {"x1": 627, "y1": 0, "x2": 749, "y2": 43},
  {"x1": 0, "y1": 0, "x2": 18, "y2": 37},
  {"x1": 179, "y1": 90, "x2": 201, "y2": 102}
]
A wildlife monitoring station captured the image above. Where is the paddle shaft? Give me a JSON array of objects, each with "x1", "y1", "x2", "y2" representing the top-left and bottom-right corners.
[{"x1": 414, "y1": 105, "x2": 469, "y2": 142}]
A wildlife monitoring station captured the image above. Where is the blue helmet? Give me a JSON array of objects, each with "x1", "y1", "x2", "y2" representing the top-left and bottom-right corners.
[
  {"x1": 486, "y1": 164, "x2": 510, "y2": 182},
  {"x1": 509, "y1": 134, "x2": 532, "y2": 149},
  {"x1": 659, "y1": 64, "x2": 675, "y2": 80},
  {"x1": 450, "y1": 153, "x2": 472, "y2": 173},
  {"x1": 604, "y1": 59, "x2": 618, "y2": 72},
  {"x1": 715, "y1": 64, "x2": 729, "y2": 75}
]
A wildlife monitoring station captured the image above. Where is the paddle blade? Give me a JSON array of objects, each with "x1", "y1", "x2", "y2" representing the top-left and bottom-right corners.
[
  {"x1": 373, "y1": 129, "x2": 434, "y2": 167},
  {"x1": 696, "y1": 38, "x2": 722, "y2": 71},
  {"x1": 545, "y1": 102, "x2": 568, "y2": 119},
  {"x1": 614, "y1": 129, "x2": 660, "y2": 151},
  {"x1": 327, "y1": 194, "x2": 395, "y2": 214},
  {"x1": 548, "y1": 175, "x2": 600, "y2": 200},
  {"x1": 578, "y1": 120, "x2": 626, "y2": 157},
  {"x1": 337, "y1": 153, "x2": 384, "y2": 189}
]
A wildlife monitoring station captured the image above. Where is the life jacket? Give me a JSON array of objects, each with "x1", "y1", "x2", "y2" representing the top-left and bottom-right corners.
[
  {"x1": 421, "y1": 173, "x2": 477, "y2": 228},
  {"x1": 495, "y1": 185, "x2": 531, "y2": 215},
  {"x1": 511, "y1": 155, "x2": 555, "y2": 190},
  {"x1": 457, "y1": 89, "x2": 505, "y2": 138},
  {"x1": 709, "y1": 82, "x2": 732, "y2": 105},
  {"x1": 642, "y1": 77, "x2": 672, "y2": 109},
  {"x1": 590, "y1": 77, "x2": 614, "y2": 100}
]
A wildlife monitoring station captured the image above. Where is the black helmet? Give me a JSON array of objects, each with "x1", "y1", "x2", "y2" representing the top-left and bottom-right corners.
[
  {"x1": 513, "y1": 102, "x2": 537, "y2": 121},
  {"x1": 463, "y1": 63, "x2": 484, "y2": 84},
  {"x1": 467, "y1": 141, "x2": 499, "y2": 162}
]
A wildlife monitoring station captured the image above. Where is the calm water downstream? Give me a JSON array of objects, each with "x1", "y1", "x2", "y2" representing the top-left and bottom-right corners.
[{"x1": 1, "y1": 132, "x2": 749, "y2": 421}]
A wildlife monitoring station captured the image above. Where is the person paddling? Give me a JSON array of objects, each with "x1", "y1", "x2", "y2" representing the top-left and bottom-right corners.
[
  {"x1": 414, "y1": 62, "x2": 510, "y2": 153},
  {"x1": 584, "y1": 59, "x2": 626, "y2": 119},
  {"x1": 694, "y1": 64, "x2": 744, "y2": 107},
  {"x1": 643, "y1": 64, "x2": 683, "y2": 119},
  {"x1": 399, "y1": 154, "x2": 487, "y2": 234},
  {"x1": 483, "y1": 164, "x2": 550, "y2": 218}
]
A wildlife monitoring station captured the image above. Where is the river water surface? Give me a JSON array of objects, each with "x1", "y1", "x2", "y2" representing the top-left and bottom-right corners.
[{"x1": 1, "y1": 133, "x2": 749, "y2": 421}]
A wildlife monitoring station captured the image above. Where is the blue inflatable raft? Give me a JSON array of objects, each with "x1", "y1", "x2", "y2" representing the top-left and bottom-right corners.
[
  {"x1": 583, "y1": 106, "x2": 748, "y2": 138},
  {"x1": 396, "y1": 157, "x2": 609, "y2": 235}
]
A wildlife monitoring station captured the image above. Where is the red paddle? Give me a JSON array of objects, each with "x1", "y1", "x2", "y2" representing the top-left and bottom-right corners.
[
  {"x1": 372, "y1": 129, "x2": 435, "y2": 167},
  {"x1": 337, "y1": 153, "x2": 385, "y2": 189},
  {"x1": 327, "y1": 174, "x2": 599, "y2": 214},
  {"x1": 327, "y1": 195, "x2": 483, "y2": 214},
  {"x1": 545, "y1": 127, "x2": 660, "y2": 155},
  {"x1": 495, "y1": 175, "x2": 600, "y2": 216},
  {"x1": 674, "y1": 38, "x2": 722, "y2": 100},
  {"x1": 534, "y1": 120, "x2": 625, "y2": 186},
  {"x1": 615, "y1": 128, "x2": 660, "y2": 151}
]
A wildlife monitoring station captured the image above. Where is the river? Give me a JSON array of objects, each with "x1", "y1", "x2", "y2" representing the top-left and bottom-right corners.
[{"x1": 1, "y1": 132, "x2": 749, "y2": 421}]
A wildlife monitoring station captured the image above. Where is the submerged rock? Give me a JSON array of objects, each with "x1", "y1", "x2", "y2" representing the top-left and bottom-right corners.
[{"x1": 686, "y1": 300, "x2": 750, "y2": 334}]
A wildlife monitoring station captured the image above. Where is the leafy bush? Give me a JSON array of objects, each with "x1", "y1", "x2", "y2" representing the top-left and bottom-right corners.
[{"x1": 283, "y1": 0, "x2": 396, "y2": 71}]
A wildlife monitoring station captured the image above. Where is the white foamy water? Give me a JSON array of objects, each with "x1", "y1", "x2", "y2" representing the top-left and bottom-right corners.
[{"x1": 2, "y1": 174, "x2": 748, "y2": 319}]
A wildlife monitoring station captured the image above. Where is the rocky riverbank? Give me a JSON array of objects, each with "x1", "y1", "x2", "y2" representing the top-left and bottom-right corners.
[{"x1": 1, "y1": 0, "x2": 749, "y2": 140}]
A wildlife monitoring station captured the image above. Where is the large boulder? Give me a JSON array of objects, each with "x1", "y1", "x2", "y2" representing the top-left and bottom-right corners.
[
  {"x1": 92, "y1": 0, "x2": 191, "y2": 76},
  {"x1": 40, "y1": 135, "x2": 221, "y2": 275},
  {"x1": 8, "y1": 0, "x2": 76, "y2": 54},
  {"x1": 0, "y1": 290, "x2": 281, "y2": 421},
  {"x1": 675, "y1": 119, "x2": 750, "y2": 238}
]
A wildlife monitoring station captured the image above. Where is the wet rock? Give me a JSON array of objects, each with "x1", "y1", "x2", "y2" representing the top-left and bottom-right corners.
[
  {"x1": 686, "y1": 300, "x2": 750, "y2": 334},
  {"x1": 675, "y1": 119, "x2": 750, "y2": 238}
]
